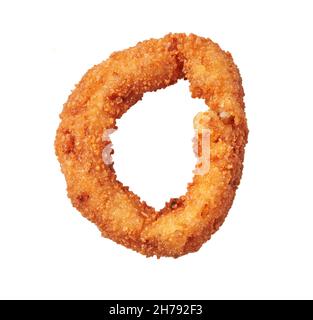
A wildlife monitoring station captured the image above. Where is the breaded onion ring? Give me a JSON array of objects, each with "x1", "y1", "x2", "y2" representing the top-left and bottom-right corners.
[{"x1": 55, "y1": 33, "x2": 248, "y2": 258}]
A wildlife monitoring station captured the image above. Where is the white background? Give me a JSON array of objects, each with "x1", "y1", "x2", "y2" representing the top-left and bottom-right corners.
[{"x1": 0, "y1": 0, "x2": 312, "y2": 300}]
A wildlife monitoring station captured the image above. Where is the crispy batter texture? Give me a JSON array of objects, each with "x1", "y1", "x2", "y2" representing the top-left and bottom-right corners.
[{"x1": 55, "y1": 33, "x2": 248, "y2": 258}]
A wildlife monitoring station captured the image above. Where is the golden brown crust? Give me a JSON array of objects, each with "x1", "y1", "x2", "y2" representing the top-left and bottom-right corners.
[{"x1": 55, "y1": 33, "x2": 248, "y2": 258}]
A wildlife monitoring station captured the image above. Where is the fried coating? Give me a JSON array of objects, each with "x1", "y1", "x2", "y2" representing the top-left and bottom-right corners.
[{"x1": 55, "y1": 33, "x2": 248, "y2": 258}]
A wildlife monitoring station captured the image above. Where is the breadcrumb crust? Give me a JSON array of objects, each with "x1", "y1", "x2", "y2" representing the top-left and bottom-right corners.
[{"x1": 55, "y1": 33, "x2": 248, "y2": 258}]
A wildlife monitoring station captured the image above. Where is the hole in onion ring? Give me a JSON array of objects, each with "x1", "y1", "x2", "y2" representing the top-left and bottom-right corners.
[{"x1": 109, "y1": 80, "x2": 207, "y2": 211}]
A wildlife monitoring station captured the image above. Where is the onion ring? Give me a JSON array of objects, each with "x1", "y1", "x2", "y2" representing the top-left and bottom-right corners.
[{"x1": 55, "y1": 33, "x2": 248, "y2": 257}]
